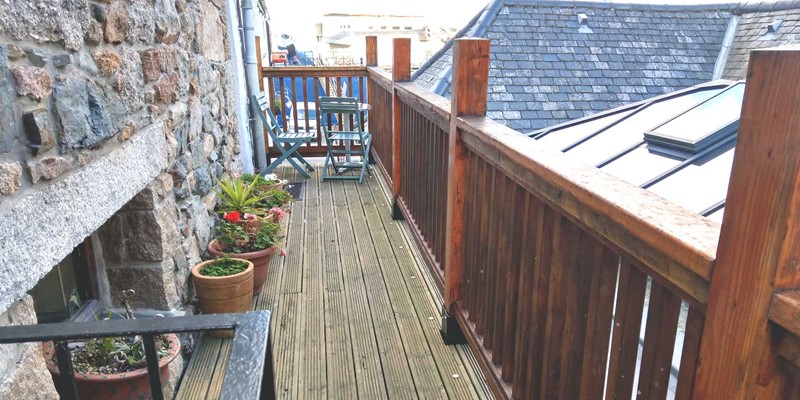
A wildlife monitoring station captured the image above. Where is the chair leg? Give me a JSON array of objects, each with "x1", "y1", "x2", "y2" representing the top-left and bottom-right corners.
[
  {"x1": 269, "y1": 142, "x2": 311, "y2": 179},
  {"x1": 291, "y1": 150, "x2": 315, "y2": 172},
  {"x1": 359, "y1": 144, "x2": 371, "y2": 183},
  {"x1": 322, "y1": 148, "x2": 338, "y2": 181},
  {"x1": 286, "y1": 142, "x2": 311, "y2": 179}
]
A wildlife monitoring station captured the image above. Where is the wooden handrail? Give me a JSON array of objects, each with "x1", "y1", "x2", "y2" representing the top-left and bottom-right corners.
[
  {"x1": 770, "y1": 291, "x2": 800, "y2": 337},
  {"x1": 395, "y1": 82, "x2": 450, "y2": 132},
  {"x1": 261, "y1": 65, "x2": 367, "y2": 78},
  {"x1": 366, "y1": 67, "x2": 392, "y2": 91},
  {"x1": 456, "y1": 115, "x2": 718, "y2": 307}
]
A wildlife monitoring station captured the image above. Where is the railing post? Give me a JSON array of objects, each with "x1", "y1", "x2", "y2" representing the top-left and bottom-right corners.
[
  {"x1": 255, "y1": 36, "x2": 264, "y2": 90},
  {"x1": 441, "y1": 38, "x2": 490, "y2": 344},
  {"x1": 366, "y1": 36, "x2": 377, "y2": 67},
  {"x1": 391, "y1": 38, "x2": 410, "y2": 220},
  {"x1": 693, "y1": 48, "x2": 800, "y2": 398}
]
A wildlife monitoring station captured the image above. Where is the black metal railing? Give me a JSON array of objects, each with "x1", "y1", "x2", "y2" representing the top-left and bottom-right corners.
[{"x1": 0, "y1": 311, "x2": 272, "y2": 400}]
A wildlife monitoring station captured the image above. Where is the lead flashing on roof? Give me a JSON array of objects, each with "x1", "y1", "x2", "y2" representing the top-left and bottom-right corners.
[
  {"x1": 713, "y1": 15, "x2": 739, "y2": 79},
  {"x1": 761, "y1": 19, "x2": 785, "y2": 40},
  {"x1": 577, "y1": 13, "x2": 593, "y2": 33}
]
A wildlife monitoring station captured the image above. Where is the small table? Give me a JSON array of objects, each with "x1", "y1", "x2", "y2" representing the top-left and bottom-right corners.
[{"x1": 343, "y1": 103, "x2": 371, "y2": 164}]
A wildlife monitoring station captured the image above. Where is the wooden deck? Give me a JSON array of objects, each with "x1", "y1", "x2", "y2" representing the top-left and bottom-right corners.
[{"x1": 177, "y1": 163, "x2": 492, "y2": 399}]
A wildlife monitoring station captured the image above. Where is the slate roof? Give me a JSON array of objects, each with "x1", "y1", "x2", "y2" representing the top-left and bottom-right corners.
[
  {"x1": 413, "y1": 0, "x2": 736, "y2": 131},
  {"x1": 721, "y1": 2, "x2": 800, "y2": 79}
]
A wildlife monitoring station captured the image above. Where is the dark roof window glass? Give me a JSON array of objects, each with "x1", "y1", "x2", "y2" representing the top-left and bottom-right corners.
[
  {"x1": 645, "y1": 83, "x2": 745, "y2": 154},
  {"x1": 647, "y1": 144, "x2": 736, "y2": 214},
  {"x1": 536, "y1": 109, "x2": 634, "y2": 151},
  {"x1": 601, "y1": 144, "x2": 683, "y2": 186},
  {"x1": 565, "y1": 87, "x2": 725, "y2": 166},
  {"x1": 533, "y1": 80, "x2": 742, "y2": 221}
]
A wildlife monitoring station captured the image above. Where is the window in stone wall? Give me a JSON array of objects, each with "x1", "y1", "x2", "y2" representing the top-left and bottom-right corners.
[{"x1": 28, "y1": 239, "x2": 97, "y2": 323}]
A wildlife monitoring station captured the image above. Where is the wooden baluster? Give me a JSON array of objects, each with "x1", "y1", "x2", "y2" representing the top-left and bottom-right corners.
[
  {"x1": 290, "y1": 77, "x2": 298, "y2": 132},
  {"x1": 391, "y1": 38, "x2": 410, "y2": 220},
  {"x1": 255, "y1": 37, "x2": 268, "y2": 163},
  {"x1": 694, "y1": 48, "x2": 800, "y2": 398},
  {"x1": 302, "y1": 77, "x2": 309, "y2": 133},
  {"x1": 255, "y1": 37, "x2": 264, "y2": 90},
  {"x1": 442, "y1": 38, "x2": 490, "y2": 343}
]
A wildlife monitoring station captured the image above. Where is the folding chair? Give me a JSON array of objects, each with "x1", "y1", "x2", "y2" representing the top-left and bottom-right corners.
[
  {"x1": 253, "y1": 92, "x2": 315, "y2": 178},
  {"x1": 318, "y1": 96, "x2": 372, "y2": 183}
]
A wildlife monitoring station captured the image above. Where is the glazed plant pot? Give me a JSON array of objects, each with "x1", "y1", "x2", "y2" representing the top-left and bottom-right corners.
[
  {"x1": 191, "y1": 258, "x2": 254, "y2": 314},
  {"x1": 207, "y1": 240, "x2": 276, "y2": 295},
  {"x1": 42, "y1": 334, "x2": 180, "y2": 400}
]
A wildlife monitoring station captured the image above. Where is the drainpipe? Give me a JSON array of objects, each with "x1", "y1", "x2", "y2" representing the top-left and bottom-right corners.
[{"x1": 242, "y1": 0, "x2": 268, "y2": 171}]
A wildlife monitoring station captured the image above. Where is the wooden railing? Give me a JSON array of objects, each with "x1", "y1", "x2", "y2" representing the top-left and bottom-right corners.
[
  {"x1": 258, "y1": 66, "x2": 368, "y2": 157},
  {"x1": 365, "y1": 67, "x2": 393, "y2": 181},
  {"x1": 254, "y1": 37, "x2": 800, "y2": 399},
  {"x1": 394, "y1": 84, "x2": 451, "y2": 278},
  {"x1": 359, "y1": 37, "x2": 800, "y2": 399}
]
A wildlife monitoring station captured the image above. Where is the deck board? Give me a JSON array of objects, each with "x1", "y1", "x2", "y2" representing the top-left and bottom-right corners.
[{"x1": 176, "y1": 163, "x2": 492, "y2": 399}]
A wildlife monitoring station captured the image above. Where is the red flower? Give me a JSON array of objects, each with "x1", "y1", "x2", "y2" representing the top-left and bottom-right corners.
[{"x1": 223, "y1": 211, "x2": 241, "y2": 223}]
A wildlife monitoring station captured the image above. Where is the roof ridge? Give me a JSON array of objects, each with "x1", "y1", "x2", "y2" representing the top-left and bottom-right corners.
[
  {"x1": 503, "y1": 0, "x2": 739, "y2": 12},
  {"x1": 411, "y1": 0, "x2": 503, "y2": 83},
  {"x1": 734, "y1": 0, "x2": 800, "y2": 14}
]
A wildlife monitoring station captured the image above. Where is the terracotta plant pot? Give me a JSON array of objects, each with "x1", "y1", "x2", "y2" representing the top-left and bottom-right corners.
[
  {"x1": 207, "y1": 240, "x2": 276, "y2": 295},
  {"x1": 191, "y1": 258, "x2": 254, "y2": 314},
  {"x1": 261, "y1": 181, "x2": 284, "y2": 192},
  {"x1": 43, "y1": 333, "x2": 180, "y2": 400}
]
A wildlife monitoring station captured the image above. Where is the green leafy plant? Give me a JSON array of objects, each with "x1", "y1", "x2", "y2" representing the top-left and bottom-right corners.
[
  {"x1": 215, "y1": 216, "x2": 281, "y2": 253},
  {"x1": 68, "y1": 288, "x2": 81, "y2": 317},
  {"x1": 241, "y1": 173, "x2": 265, "y2": 186},
  {"x1": 200, "y1": 256, "x2": 249, "y2": 277},
  {"x1": 60, "y1": 291, "x2": 171, "y2": 375},
  {"x1": 70, "y1": 335, "x2": 170, "y2": 374},
  {"x1": 257, "y1": 188, "x2": 293, "y2": 209},
  {"x1": 214, "y1": 176, "x2": 267, "y2": 216}
]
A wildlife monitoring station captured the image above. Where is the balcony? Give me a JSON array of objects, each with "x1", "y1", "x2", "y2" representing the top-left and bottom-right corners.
[
  {"x1": 252, "y1": 39, "x2": 800, "y2": 399},
  {"x1": 4, "y1": 37, "x2": 800, "y2": 400}
]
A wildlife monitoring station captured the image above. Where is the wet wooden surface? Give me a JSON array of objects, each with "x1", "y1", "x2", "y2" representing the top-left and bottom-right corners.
[{"x1": 177, "y1": 163, "x2": 492, "y2": 399}]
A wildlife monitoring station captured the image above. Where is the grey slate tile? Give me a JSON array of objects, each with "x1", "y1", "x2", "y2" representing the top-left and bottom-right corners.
[{"x1": 411, "y1": 0, "x2": 799, "y2": 131}]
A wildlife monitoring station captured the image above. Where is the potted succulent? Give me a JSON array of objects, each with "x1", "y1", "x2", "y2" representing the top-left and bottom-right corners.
[
  {"x1": 207, "y1": 212, "x2": 280, "y2": 295},
  {"x1": 43, "y1": 334, "x2": 180, "y2": 400},
  {"x1": 191, "y1": 256, "x2": 254, "y2": 315},
  {"x1": 42, "y1": 292, "x2": 180, "y2": 400},
  {"x1": 214, "y1": 176, "x2": 270, "y2": 217}
]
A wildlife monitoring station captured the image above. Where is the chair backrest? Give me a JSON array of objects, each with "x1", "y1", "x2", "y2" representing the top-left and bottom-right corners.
[
  {"x1": 252, "y1": 92, "x2": 283, "y2": 141},
  {"x1": 318, "y1": 96, "x2": 365, "y2": 139}
]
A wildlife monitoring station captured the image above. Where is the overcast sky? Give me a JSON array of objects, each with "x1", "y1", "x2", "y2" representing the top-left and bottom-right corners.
[
  {"x1": 267, "y1": 0, "x2": 488, "y2": 47},
  {"x1": 265, "y1": 0, "x2": 747, "y2": 48}
]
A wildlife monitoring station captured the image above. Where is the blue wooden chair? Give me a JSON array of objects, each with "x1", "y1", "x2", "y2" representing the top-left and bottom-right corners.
[
  {"x1": 253, "y1": 92, "x2": 315, "y2": 178},
  {"x1": 318, "y1": 96, "x2": 372, "y2": 183}
]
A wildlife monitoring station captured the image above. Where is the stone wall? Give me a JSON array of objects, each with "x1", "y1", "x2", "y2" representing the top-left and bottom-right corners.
[{"x1": 0, "y1": 0, "x2": 242, "y2": 395}]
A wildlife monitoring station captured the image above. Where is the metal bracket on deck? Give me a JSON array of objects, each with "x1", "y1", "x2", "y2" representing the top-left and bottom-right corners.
[
  {"x1": 392, "y1": 199, "x2": 404, "y2": 220},
  {"x1": 440, "y1": 305, "x2": 467, "y2": 345}
]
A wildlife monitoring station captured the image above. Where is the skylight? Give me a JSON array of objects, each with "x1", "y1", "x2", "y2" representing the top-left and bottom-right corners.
[
  {"x1": 530, "y1": 80, "x2": 743, "y2": 220},
  {"x1": 644, "y1": 83, "x2": 744, "y2": 155}
]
